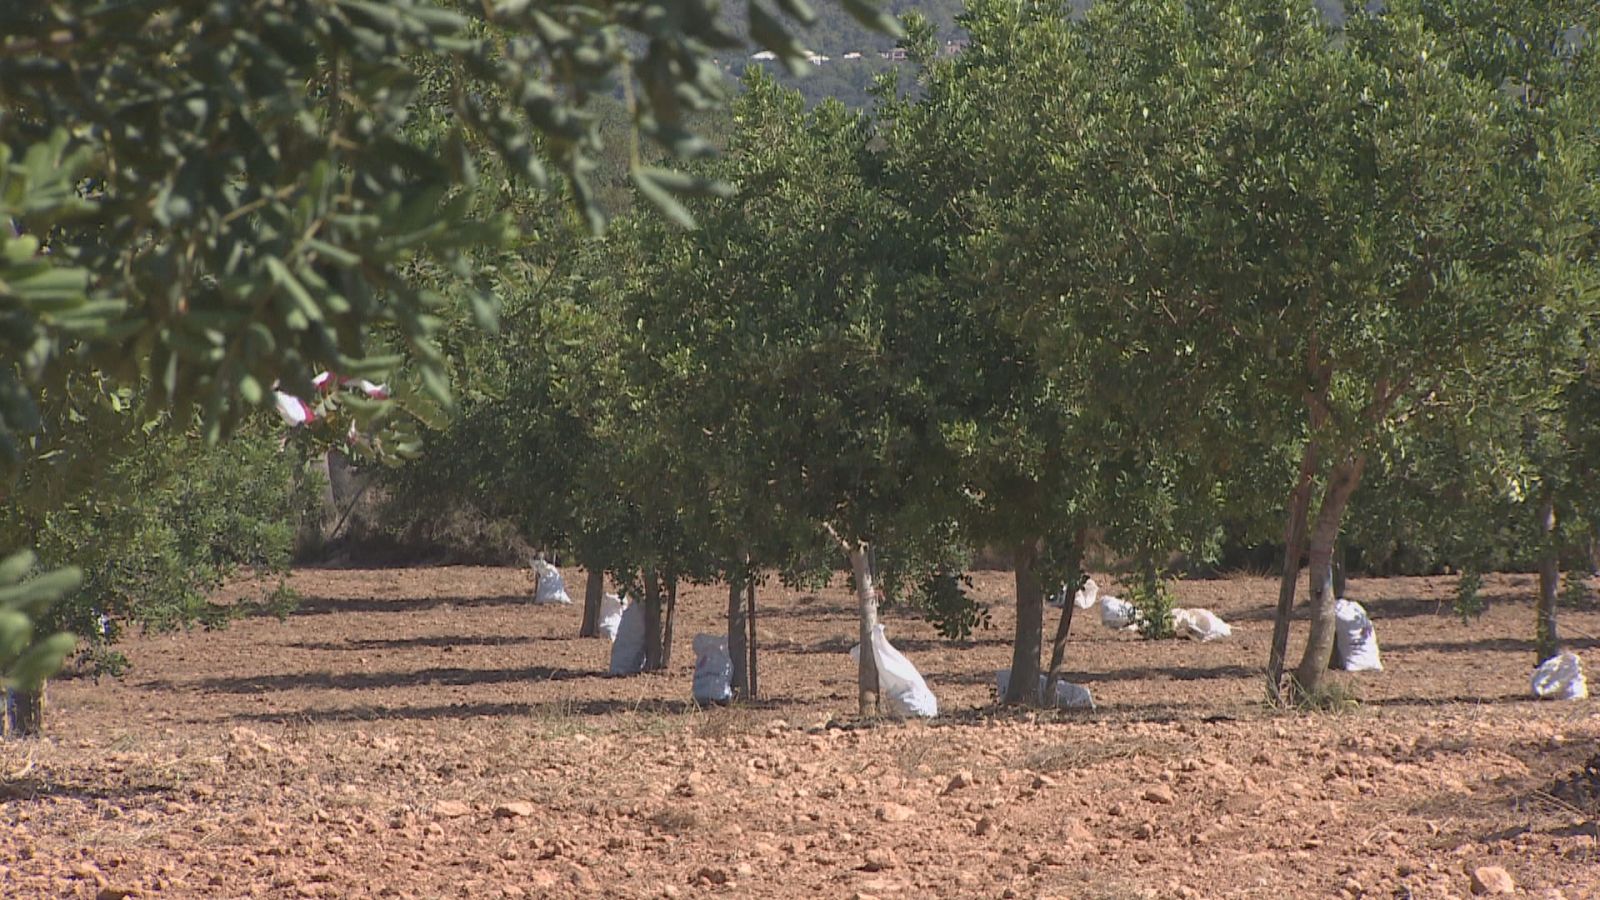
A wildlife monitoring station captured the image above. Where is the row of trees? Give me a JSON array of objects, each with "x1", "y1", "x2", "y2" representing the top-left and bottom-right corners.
[
  {"x1": 385, "y1": 0, "x2": 1600, "y2": 709},
  {"x1": 1, "y1": 0, "x2": 885, "y2": 734}
]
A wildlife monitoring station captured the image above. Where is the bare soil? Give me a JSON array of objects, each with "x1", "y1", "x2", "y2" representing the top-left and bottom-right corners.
[{"x1": 3, "y1": 568, "x2": 1599, "y2": 899}]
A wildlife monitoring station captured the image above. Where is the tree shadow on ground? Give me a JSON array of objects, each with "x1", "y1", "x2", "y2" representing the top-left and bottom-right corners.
[
  {"x1": 288, "y1": 634, "x2": 560, "y2": 652},
  {"x1": 147, "y1": 665, "x2": 593, "y2": 694},
  {"x1": 1386, "y1": 635, "x2": 1600, "y2": 654},
  {"x1": 0, "y1": 777, "x2": 176, "y2": 804},
  {"x1": 267, "y1": 593, "x2": 535, "y2": 617},
  {"x1": 1361, "y1": 692, "x2": 1535, "y2": 709},
  {"x1": 231, "y1": 695, "x2": 803, "y2": 725}
]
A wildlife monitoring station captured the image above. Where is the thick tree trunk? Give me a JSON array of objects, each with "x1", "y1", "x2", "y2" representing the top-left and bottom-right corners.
[
  {"x1": 1292, "y1": 456, "x2": 1366, "y2": 698},
  {"x1": 1535, "y1": 492, "x2": 1560, "y2": 666},
  {"x1": 848, "y1": 544, "x2": 880, "y2": 716},
  {"x1": 579, "y1": 566, "x2": 603, "y2": 638},
  {"x1": 662, "y1": 574, "x2": 679, "y2": 669},
  {"x1": 747, "y1": 579, "x2": 759, "y2": 699},
  {"x1": 1043, "y1": 534, "x2": 1087, "y2": 701},
  {"x1": 1267, "y1": 439, "x2": 1320, "y2": 705},
  {"x1": 728, "y1": 575, "x2": 750, "y2": 698},
  {"x1": 5, "y1": 685, "x2": 44, "y2": 738},
  {"x1": 642, "y1": 570, "x2": 664, "y2": 671},
  {"x1": 1005, "y1": 540, "x2": 1046, "y2": 706}
]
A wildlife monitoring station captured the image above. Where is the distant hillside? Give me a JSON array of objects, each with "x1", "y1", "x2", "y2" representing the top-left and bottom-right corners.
[{"x1": 724, "y1": 0, "x2": 1353, "y2": 107}]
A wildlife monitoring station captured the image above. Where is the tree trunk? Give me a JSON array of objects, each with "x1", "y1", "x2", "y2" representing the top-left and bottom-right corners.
[
  {"x1": 662, "y1": 574, "x2": 678, "y2": 669},
  {"x1": 1292, "y1": 456, "x2": 1366, "y2": 698},
  {"x1": 642, "y1": 570, "x2": 664, "y2": 671},
  {"x1": 1043, "y1": 533, "x2": 1087, "y2": 702},
  {"x1": 747, "y1": 579, "x2": 759, "y2": 700},
  {"x1": 847, "y1": 543, "x2": 880, "y2": 716},
  {"x1": 1267, "y1": 439, "x2": 1320, "y2": 705},
  {"x1": 579, "y1": 566, "x2": 603, "y2": 638},
  {"x1": 1005, "y1": 540, "x2": 1046, "y2": 706},
  {"x1": 728, "y1": 574, "x2": 750, "y2": 698},
  {"x1": 1535, "y1": 492, "x2": 1560, "y2": 666},
  {"x1": 5, "y1": 685, "x2": 44, "y2": 737}
]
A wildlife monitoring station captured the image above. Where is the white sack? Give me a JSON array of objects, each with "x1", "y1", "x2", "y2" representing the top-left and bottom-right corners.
[
  {"x1": 1532, "y1": 651, "x2": 1588, "y2": 701},
  {"x1": 1049, "y1": 577, "x2": 1101, "y2": 610},
  {"x1": 1074, "y1": 577, "x2": 1101, "y2": 611},
  {"x1": 1172, "y1": 607, "x2": 1232, "y2": 642},
  {"x1": 598, "y1": 592, "x2": 628, "y2": 642},
  {"x1": 1101, "y1": 596, "x2": 1137, "y2": 630},
  {"x1": 1332, "y1": 599, "x2": 1383, "y2": 672},
  {"x1": 995, "y1": 668, "x2": 1095, "y2": 710},
  {"x1": 691, "y1": 633, "x2": 733, "y2": 705},
  {"x1": 609, "y1": 602, "x2": 648, "y2": 675},
  {"x1": 531, "y1": 558, "x2": 572, "y2": 605},
  {"x1": 849, "y1": 624, "x2": 938, "y2": 718}
]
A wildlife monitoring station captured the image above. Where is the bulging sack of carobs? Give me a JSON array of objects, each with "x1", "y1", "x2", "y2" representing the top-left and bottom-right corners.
[
  {"x1": 850, "y1": 625, "x2": 937, "y2": 718},
  {"x1": 692, "y1": 633, "x2": 733, "y2": 705},
  {"x1": 598, "y1": 593, "x2": 628, "y2": 642}
]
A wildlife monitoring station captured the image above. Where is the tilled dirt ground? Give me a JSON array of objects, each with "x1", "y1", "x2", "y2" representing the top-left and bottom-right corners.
[{"x1": 3, "y1": 567, "x2": 1599, "y2": 899}]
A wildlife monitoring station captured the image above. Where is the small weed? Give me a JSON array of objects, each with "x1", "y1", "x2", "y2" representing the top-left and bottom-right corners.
[{"x1": 648, "y1": 807, "x2": 700, "y2": 834}]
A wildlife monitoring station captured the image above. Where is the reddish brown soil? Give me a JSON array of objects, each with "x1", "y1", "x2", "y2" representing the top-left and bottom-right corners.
[{"x1": 3, "y1": 568, "x2": 1599, "y2": 899}]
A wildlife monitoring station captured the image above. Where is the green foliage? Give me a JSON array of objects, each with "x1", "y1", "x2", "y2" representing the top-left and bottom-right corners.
[
  {"x1": 1127, "y1": 571, "x2": 1176, "y2": 641},
  {"x1": 1454, "y1": 570, "x2": 1486, "y2": 624},
  {"x1": 907, "y1": 568, "x2": 991, "y2": 641},
  {"x1": 0, "y1": 552, "x2": 78, "y2": 692},
  {"x1": 1560, "y1": 569, "x2": 1591, "y2": 611},
  {"x1": 8, "y1": 421, "x2": 303, "y2": 675}
]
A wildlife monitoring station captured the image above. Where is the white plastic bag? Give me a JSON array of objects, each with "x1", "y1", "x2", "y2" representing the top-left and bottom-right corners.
[
  {"x1": 1048, "y1": 577, "x2": 1100, "y2": 610},
  {"x1": 1074, "y1": 577, "x2": 1101, "y2": 610},
  {"x1": 531, "y1": 558, "x2": 572, "y2": 605},
  {"x1": 995, "y1": 669, "x2": 1095, "y2": 709},
  {"x1": 1172, "y1": 607, "x2": 1232, "y2": 642},
  {"x1": 609, "y1": 602, "x2": 647, "y2": 675},
  {"x1": 1532, "y1": 651, "x2": 1588, "y2": 700},
  {"x1": 1101, "y1": 596, "x2": 1137, "y2": 630},
  {"x1": 691, "y1": 633, "x2": 733, "y2": 705},
  {"x1": 849, "y1": 625, "x2": 938, "y2": 718},
  {"x1": 1332, "y1": 599, "x2": 1383, "y2": 671},
  {"x1": 598, "y1": 593, "x2": 628, "y2": 642}
]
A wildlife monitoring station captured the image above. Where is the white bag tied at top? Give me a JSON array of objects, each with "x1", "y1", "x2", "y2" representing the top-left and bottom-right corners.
[
  {"x1": 598, "y1": 592, "x2": 628, "y2": 642},
  {"x1": 995, "y1": 669, "x2": 1095, "y2": 710},
  {"x1": 609, "y1": 602, "x2": 648, "y2": 675},
  {"x1": 1532, "y1": 651, "x2": 1588, "y2": 701},
  {"x1": 1332, "y1": 599, "x2": 1383, "y2": 671},
  {"x1": 849, "y1": 624, "x2": 938, "y2": 718},
  {"x1": 1172, "y1": 607, "x2": 1232, "y2": 642},
  {"x1": 692, "y1": 633, "x2": 733, "y2": 705},
  {"x1": 531, "y1": 558, "x2": 572, "y2": 605}
]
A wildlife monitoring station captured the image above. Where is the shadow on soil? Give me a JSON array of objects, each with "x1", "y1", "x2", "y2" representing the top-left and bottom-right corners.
[
  {"x1": 1386, "y1": 635, "x2": 1600, "y2": 654},
  {"x1": 0, "y1": 777, "x2": 175, "y2": 804},
  {"x1": 148, "y1": 665, "x2": 593, "y2": 694},
  {"x1": 270, "y1": 593, "x2": 534, "y2": 616},
  {"x1": 232, "y1": 696, "x2": 800, "y2": 725},
  {"x1": 288, "y1": 634, "x2": 559, "y2": 652}
]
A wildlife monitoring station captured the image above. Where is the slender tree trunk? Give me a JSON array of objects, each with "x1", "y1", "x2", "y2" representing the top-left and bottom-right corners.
[
  {"x1": 662, "y1": 574, "x2": 678, "y2": 669},
  {"x1": 1005, "y1": 540, "x2": 1046, "y2": 706},
  {"x1": 847, "y1": 543, "x2": 880, "y2": 716},
  {"x1": 1292, "y1": 456, "x2": 1366, "y2": 698},
  {"x1": 728, "y1": 573, "x2": 750, "y2": 698},
  {"x1": 6, "y1": 685, "x2": 44, "y2": 737},
  {"x1": 1043, "y1": 533, "x2": 1087, "y2": 702},
  {"x1": 1267, "y1": 439, "x2": 1320, "y2": 705},
  {"x1": 747, "y1": 579, "x2": 759, "y2": 700},
  {"x1": 642, "y1": 570, "x2": 664, "y2": 671},
  {"x1": 1535, "y1": 492, "x2": 1560, "y2": 666},
  {"x1": 579, "y1": 565, "x2": 603, "y2": 638}
]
